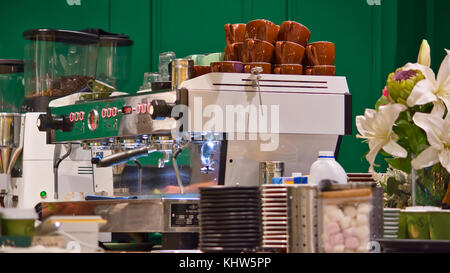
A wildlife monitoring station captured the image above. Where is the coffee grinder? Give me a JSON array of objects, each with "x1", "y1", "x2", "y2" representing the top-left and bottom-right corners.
[{"x1": 12, "y1": 29, "x2": 113, "y2": 209}]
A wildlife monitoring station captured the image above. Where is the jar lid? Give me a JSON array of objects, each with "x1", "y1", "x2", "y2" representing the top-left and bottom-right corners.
[
  {"x1": 23, "y1": 29, "x2": 99, "y2": 44},
  {"x1": 81, "y1": 28, "x2": 133, "y2": 46},
  {"x1": 0, "y1": 59, "x2": 24, "y2": 74},
  {"x1": 0, "y1": 208, "x2": 38, "y2": 220}
]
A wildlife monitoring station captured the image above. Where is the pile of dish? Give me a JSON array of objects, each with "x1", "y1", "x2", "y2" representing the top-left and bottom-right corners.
[
  {"x1": 261, "y1": 184, "x2": 289, "y2": 251},
  {"x1": 198, "y1": 186, "x2": 261, "y2": 253},
  {"x1": 383, "y1": 208, "x2": 400, "y2": 239}
]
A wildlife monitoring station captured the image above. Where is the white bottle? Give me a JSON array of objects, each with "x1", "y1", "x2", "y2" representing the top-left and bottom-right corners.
[{"x1": 308, "y1": 151, "x2": 347, "y2": 185}]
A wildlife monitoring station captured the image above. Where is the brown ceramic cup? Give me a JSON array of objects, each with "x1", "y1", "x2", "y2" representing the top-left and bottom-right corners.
[
  {"x1": 305, "y1": 41, "x2": 335, "y2": 66},
  {"x1": 274, "y1": 41, "x2": 305, "y2": 64},
  {"x1": 304, "y1": 65, "x2": 336, "y2": 76},
  {"x1": 210, "y1": 61, "x2": 244, "y2": 73},
  {"x1": 273, "y1": 64, "x2": 303, "y2": 75},
  {"x1": 242, "y1": 39, "x2": 275, "y2": 63},
  {"x1": 225, "y1": 23, "x2": 246, "y2": 45},
  {"x1": 278, "y1": 21, "x2": 311, "y2": 47},
  {"x1": 193, "y1": 65, "x2": 212, "y2": 77},
  {"x1": 244, "y1": 62, "x2": 272, "y2": 74},
  {"x1": 224, "y1": 42, "x2": 244, "y2": 61},
  {"x1": 245, "y1": 19, "x2": 279, "y2": 44}
]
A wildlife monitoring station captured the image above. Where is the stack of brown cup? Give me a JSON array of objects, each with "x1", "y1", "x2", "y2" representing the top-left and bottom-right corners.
[
  {"x1": 211, "y1": 23, "x2": 247, "y2": 73},
  {"x1": 273, "y1": 21, "x2": 310, "y2": 75},
  {"x1": 221, "y1": 19, "x2": 279, "y2": 74},
  {"x1": 304, "y1": 41, "x2": 336, "y2": 76}
]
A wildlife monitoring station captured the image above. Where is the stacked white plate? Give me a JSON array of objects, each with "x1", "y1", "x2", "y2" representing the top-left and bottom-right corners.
[
  {"x1": 261, "y1": 184, "x2": 289, "y2": 250},
  {"x1": 383, "y1": 208, "x2": 400, "y2": 239}
]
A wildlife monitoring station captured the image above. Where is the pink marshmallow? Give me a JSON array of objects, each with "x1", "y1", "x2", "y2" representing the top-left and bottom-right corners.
[
  {"x1": 327, "y1": 222, "x2": 341, "y2": 235},
  {"x1": 343, "y1": 227, "x2": 356, "y2": 238},
  {"x1": 344, "y1": 236, "x2": 360, "y2": 249},
  {"x1": 330, "y1": 233, "x2": 344, "y2": 245},
  {"x1": 324, "y1": 242, "x2": 333, "y2": 253}
]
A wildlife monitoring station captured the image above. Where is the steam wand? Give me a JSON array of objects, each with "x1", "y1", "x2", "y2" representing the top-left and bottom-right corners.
[{"x1": 171, "y1": 142, "x2": 189, "y2": 195}]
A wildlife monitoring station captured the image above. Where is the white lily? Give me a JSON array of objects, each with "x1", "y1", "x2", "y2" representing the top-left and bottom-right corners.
[
  {"x1": 405, "y1": 49, "x2": 450, "y2": 109},
  {"x1": 356, "y1": 104, "x2": 408, "y2": 172},
  {"x1": 412, "y1": 111, "x2": 450, "y2": 173}
]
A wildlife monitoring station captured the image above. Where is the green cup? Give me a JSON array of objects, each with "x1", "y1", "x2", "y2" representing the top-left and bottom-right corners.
[
  {"x1": 0, "y1": 208, "x2": 38, "y2": 236},
  {"x1": 402, "y1": 210, "x2": 430, "y2": 240},
  {"x1": 428, "y1": 210, "x2": 450, "y2": 240}
]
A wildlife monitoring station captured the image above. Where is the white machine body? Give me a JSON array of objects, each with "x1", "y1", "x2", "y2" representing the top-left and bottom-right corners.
[
  {"x1": 12, "y1": 113, "x2": 113, "y2": 209},
  {"x1": 180, "y1": 73, "x2": 352, "y2": 186}
]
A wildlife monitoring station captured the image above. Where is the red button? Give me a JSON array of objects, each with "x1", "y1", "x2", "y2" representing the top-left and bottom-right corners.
[{"x1": 122, "y1": 106, "x2": 132, "y2": 115}]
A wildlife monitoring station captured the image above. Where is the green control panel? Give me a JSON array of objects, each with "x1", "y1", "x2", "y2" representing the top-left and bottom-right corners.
[{"x1": 51, "y1": 97, "x2": 127, "y2": 142}]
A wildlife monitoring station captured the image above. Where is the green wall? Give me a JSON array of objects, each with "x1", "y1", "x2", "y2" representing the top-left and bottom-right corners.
[{"x1": 0, "y1": 0, "x2": 448, "y2": 173}]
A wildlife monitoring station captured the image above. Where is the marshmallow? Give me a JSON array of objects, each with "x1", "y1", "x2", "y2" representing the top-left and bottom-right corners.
[
  {"x1": 328, "y1": 207, "x2": 345, "y2": 222},
  {"x1": 330, "y1": 233, "x2": 344, "y2": 245},
  {"x1": 339, "y1": 216, "x2": 352, "y2": 229},
  {"x1": 327, "y1": 222, "x2": 341, "y2": 235},
  {"x1": 357, "y1": 246, "x2": 369, "y2": 253},
  {"x1": 343, "y1": 227, "x2": 356, "y2": 238},
  {"x1": 344, "y1": 236, "x2": 360, "y2": 249},
  {"x1": 356, "y1": 214, "x2": 369, "y2": 226},
  {"x1": 333, "y1": 245, "x2": 345, "y2": 253},
  {"x1": 343, "y1": 206, "x2": 357, "y2": 218},
  {"x1": 357, "y1": 203, "x2": 371, "y2": 214},
  {"x1": 356, "y1": 226, "x2": 370, "y2": 240},
  {"x1": 324, "y1": 242, "x2": 334, "y2": 253}
]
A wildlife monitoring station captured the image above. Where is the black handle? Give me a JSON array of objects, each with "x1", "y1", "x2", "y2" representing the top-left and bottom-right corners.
[{"x1": 37, "y1": 114, "x2": 74, "y2": 132}]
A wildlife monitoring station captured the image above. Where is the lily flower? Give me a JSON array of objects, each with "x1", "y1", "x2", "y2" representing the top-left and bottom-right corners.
[
  {"x1": 356, "y1": 104, "x2": 408, "y2": 172},
  {"x1": 405, "y1": 49, "x2": 450, "y2": 109},
  {"x1": 411, "y1": 111, "x2": 450, "y2": 173}
]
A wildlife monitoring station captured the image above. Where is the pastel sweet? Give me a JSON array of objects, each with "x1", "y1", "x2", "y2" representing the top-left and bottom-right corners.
[
  {"x1": 333, "y1": 245, "x2": 345, "y2": 253},
  {"x1": 343, "y1": 206, "x2": 357, "y2": 218},
  {"x1": 356, "y1": 214, "x2": 369, "y2": 226},
  {"x1": 331, "y1": 233, "x2": 344, "y2": 245},
  {"x1": 355, "y1": 226, "x2": 370, "y2": 240},
  {"x1": 357, "y1": 203, "x2": 371, "y2": 214},
  {"x1": 344, "y1": 236, "x2": 360, "y2": 249},
  {"x1": 327, "y1": 222, "x2": 341, "y2": 235},
  {"x1": 339, "y1": 216, "x2": 351, "y2": 229},
  {"x1": 343, "y1": 227, "x2": 356, "y2": 237},
  {"x1": 328, "y1": 207, "x2": 344, "y2": 222}
]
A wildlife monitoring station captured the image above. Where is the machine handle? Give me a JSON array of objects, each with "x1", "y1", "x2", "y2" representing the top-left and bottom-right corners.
[
  {"x1": 37, "y1": 114, "x2": 74, "y2": 132},
  {"x1": 94, "y1": 146, "x2": 155, "y2": 168}
]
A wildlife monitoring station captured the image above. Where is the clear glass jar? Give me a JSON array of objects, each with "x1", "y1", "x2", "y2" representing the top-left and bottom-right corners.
[
  {"x1": 0, "y1": 59, "x2": 25, "y2": 113},
  {"x1": 23, "y1": 29, "x2": 98, "y2": 111},
  {"x1": 95, "y1": 35, "x2": 133, "y2": 91}
]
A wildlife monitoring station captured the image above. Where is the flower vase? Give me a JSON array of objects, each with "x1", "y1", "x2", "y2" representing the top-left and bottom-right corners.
[{"x1": 412, "y1": 163, "x2": 450, "y2": 207}]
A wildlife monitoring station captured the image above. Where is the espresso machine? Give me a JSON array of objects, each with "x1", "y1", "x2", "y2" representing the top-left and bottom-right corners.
[{"x1": 35, "y1": 58, "x2": 351, "y2": 251}]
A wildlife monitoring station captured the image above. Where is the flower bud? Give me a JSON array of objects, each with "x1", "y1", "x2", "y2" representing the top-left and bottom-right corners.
[
  {"x1": 417, "y1": 39, "x2": 431, "y2": 67},
  {"x1": 386, "y1": 68, "x2": 425, "y2": 105}
]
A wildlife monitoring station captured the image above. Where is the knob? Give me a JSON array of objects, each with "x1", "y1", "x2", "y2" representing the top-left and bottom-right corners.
[
  {"x1": 149, "y1": 100, "x2": 174, "y2": 120},
  {"x1": 37, "y1": 114, "x2": 74, "y2": 132}
]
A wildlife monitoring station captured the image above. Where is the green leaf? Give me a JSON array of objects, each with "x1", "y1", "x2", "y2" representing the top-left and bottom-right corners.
[
  {"x1": 386, "y1": 157, "x2": 412, "y2": 174},
  {"x1": 375, "y1": 95, "x2": 390, "y2": 110}
]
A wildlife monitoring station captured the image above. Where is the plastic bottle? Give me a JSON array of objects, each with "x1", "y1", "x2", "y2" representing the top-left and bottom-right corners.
[{"x1": 308, "y1": 151, "x2": 347, "y2": 185}]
